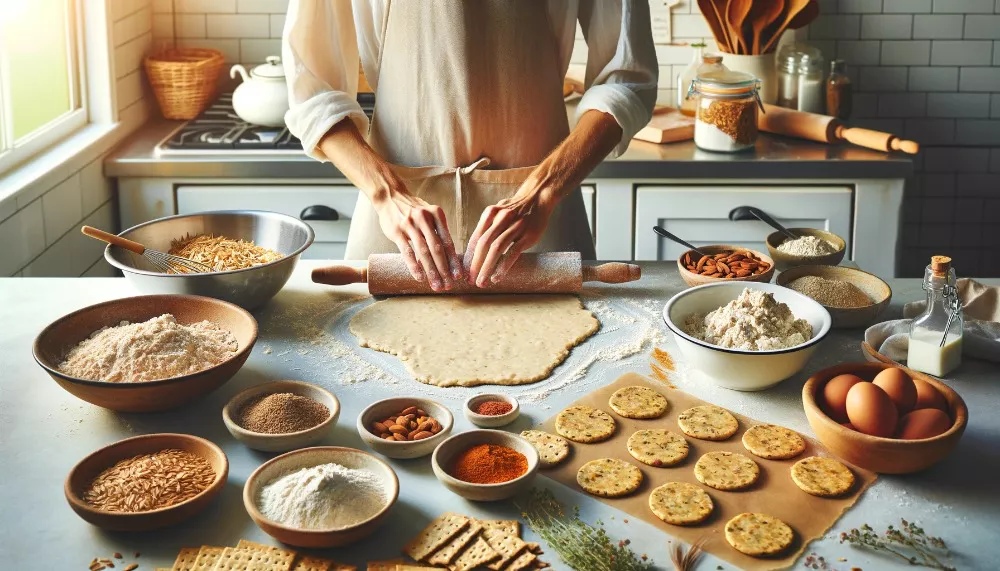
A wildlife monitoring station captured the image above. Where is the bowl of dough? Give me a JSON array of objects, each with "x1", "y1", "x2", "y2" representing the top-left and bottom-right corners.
[{"x1": 663, "y1": 282, "x2": 832, "y2": 391}]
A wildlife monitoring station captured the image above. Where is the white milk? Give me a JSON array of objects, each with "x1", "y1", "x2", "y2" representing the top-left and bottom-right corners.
[{"x1": 907, "y1": 329, "x2": 962, "y2": 377}]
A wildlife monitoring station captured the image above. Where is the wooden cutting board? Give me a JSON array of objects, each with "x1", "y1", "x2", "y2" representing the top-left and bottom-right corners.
[{"x1": 633, "y1": 107, "x2": 695, "y2": 144}]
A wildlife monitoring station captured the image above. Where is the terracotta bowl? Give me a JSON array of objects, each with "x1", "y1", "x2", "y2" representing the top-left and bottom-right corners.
[
  {"x1": 776, "y1": 265, "x2": 892, "y2": 329},
  {"x1": 676, "y1": 244, "x2": 775, "y2": 287},
  {"x1": 431, "y1": 430, "x2": 539, "y2": 501},
  {"x1": 356, "y1": 397, "x2": 454, "y2": 459},
  {"x1": 802, "y1": 362, "x2": 968, "y2": 474},
  {"x1": 65, "y1": 433, "x2": 228, "y2": 531},
  {"x1": 244, "y1": 446, "x2": 399, "y2": 548},
  {"x1": 33, "y1": 295, "x2": 257, "y2": 412},
  {"x1": 222, "y1": 380, "x2": 340, "y2": 452},
  {"x1": 766, "y1": 228, "x2": 847, "y2": 271}
]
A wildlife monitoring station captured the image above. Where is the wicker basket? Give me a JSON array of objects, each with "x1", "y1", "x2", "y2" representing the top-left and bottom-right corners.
[{"x1": 144, "y1": 48, "x2": 225, "y2": 120}]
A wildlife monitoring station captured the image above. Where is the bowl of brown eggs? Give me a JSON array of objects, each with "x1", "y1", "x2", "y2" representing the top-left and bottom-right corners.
[{"x1": 802, "y1": 362, "x2": 967, "y2": 474}]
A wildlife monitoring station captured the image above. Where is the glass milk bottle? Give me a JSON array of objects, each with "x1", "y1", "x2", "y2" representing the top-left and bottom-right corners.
[{"x1": 907, "y1": 256, "x2": 963, "y2": 376}]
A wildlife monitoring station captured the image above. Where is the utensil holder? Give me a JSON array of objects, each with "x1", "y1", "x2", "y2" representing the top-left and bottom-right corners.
[{"x1": 720, "y1": 53, "x2": 777, "y2": 104}]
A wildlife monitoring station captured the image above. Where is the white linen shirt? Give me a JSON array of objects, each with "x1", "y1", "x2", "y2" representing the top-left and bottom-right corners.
[{"x1": 282, "y1": 0, "x2": 658, "y2": 162}]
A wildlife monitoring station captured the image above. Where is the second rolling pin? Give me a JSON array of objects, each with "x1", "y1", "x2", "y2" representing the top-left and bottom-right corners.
[
  {"x1": 758, "y1": 104, "x2": 919, "y2": 154},
  {"x1": 311, "y1": 252, "x2": 641, "y2": 295}
]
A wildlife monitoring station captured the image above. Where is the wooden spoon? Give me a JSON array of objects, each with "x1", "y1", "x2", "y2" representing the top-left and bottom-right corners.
[
  {"x1": 726, "y1": 0, "x2": 753, "y2": 55},
  {"x1": 786, "y1": 0, "x2": 820, "y2": 30},
  {"x1": 762, "y1": 0, "x2": 814, "y2": 54},
  {"x1": 699, "y1": 0, "x2": 734, "y2": 53},
  {"x1": 748, "y1": 0, "x2": 785, "y2": 55}
]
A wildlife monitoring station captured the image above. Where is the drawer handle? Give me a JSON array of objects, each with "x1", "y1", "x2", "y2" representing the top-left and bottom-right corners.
[
  {"x1": 300, "y1": 205, "x2": 340, "y2": 221},
  {"x1": 728, "y1": 206, "x2": 797, "y2": 240}
]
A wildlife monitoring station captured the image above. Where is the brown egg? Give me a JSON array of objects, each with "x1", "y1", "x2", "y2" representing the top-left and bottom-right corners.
[
  {"x1": 913, "y1": 378, "x2": 948, "y2": 412},
  {"x1": 873, "y1": 367, "x2": 917, "y2": 414},
  {"x1": 846, "y1": 382, "x2": 898, "y2": 438},
  {"x1": 897, "y1": 408, "x2": 952, "y2": 440},
  {"x1": 822, "y1": 374, "x2": 864, "y2": 423}
]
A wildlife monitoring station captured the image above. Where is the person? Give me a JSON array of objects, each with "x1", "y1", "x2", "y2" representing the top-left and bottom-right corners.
[{"x1": 283, "y1": 0, "x2": 657, "y2": 291}]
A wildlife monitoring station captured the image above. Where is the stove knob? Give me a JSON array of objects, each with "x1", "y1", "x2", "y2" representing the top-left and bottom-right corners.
[{"x1": 300, "y1": 205, "x2": 340, "y2": 221}]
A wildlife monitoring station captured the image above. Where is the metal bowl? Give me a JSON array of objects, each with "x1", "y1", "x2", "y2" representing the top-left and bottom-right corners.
[{"x1": 105, "y1": 210, "x2": 314, "y2": 309}]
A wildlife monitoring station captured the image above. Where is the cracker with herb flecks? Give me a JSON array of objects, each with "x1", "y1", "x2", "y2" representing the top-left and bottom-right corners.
[
  {"x1": 576, "y1": 458, "x2": 643, "y2": 497},
  {"x1": 742, "y1": 424, "x2": 806, "y2": 460},
  {"x1": 405, "y1": 513, "x2": 470, "y2": 561},
  {"x1": 479, "y1": 519, "x2": 520, "y2": 538},
  {"x1": 608, "y1": 385, "x2": 669, "y2": 419},
  {"x1": 483, "y1": 529, "x2": 529, "y2": 571},
  {"x1": 555, "y1": 405, "x2": 616, "y2": 443},
  {"x1": 725, "y1": 512, "x2": 795, "y2": 556},
  {"x1": 519, "y1": 430, "x2": 569, "y2": 467},
  {"x1": 627, "y1": 429, "x2": 689, "y2": 467},
  {"x1": 791, "y1": 456, "x2": 855, "y2": 497},
  {"x1": 502, "y1": 550, "x2": 537, "y2": 571},
  {"x1": 677, "y1": 405, "x2": 738, "y2": 441},
  {"x1": 694, "y1": 451, "x2": 760, "y2": 491},
  {"x1": 648, "y1": 482, "x2": 714, "y2": 525}
]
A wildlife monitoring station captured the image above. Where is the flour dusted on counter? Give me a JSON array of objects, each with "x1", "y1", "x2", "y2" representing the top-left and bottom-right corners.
[
  {"x1": 683, "y1": 288, "x2": 813, "y2": 350},
  {"x1": 257, "y1": 463, "x2": 388, "y2": 530},
  {"x1": 776, "y1": 235, "x2": 837, "y2": 256}
]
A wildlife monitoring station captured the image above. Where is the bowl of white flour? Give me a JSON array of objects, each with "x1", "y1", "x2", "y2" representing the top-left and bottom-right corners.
[
  {"x1": 765, "y1": 228, "x2": 846, "y2": 271},
  {"x1": 663, "y1": 283, "x2": 832, "y2": 391}
]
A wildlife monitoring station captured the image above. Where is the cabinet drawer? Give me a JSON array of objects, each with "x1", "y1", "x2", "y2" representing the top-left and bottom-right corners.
[
  {"x1": 176, "y1": 185, "x2": 359, "y2": 260},
  {"x1": 634, "y1": 186, "x2": 852, "y2": 261}
]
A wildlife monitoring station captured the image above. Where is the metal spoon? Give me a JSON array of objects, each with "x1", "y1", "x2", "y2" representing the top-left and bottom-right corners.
[
  {"x1": 728, "y1": 206, "x2": 798, "y2": 240},
  {"x1": 652, "y1": 226, "x2": 709, "y2": 258}
]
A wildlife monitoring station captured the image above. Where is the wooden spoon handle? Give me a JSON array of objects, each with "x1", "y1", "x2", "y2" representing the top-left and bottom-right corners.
[
  {"x1": 81, "y1": 226, "x2": 146, "y2": 255},
  {"x1": 582, "y1": 263, "x2": 641, "y2": 284},
  {"x1": 311, "y1": 265, "x2": 369, "y2": 286}
]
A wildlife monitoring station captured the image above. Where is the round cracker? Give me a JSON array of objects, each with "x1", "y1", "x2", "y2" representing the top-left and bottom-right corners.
[
  {"x1": 576, "y1": 458, "x2": 642, "y2": 498},
  {"x1": 608, "y1": 385, "x2": 669, "y2": 419},
  {"x1": 742, "y1": 424, "x2": 806, "y2": 460},
  {"x1": 555, "y1": 405, "x2": 616, "y2": 443},
  {"x1": 790, "y1": 456, "x2": 855, "y2": 497},
  {"x1": 677, "y1": 405, "x2": 739, "y2": 441},
  {"x1": 648, "y1": 482, "x2": 714, "y2": 525},
  {"x1": 725, "y1": 512, "x2": 795, "y2": 557},
  {"x1": 520, "y1": 430, "x2": 569, "y2": 467},
  {"x1": 626, "y1": 429, "x2": 689, "y2": 467},
  {"x1": 694, "y1": 451, "x2": 760, "y2": 491}
]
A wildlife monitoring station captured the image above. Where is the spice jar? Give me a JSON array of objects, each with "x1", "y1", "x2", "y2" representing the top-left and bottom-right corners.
[
  {"x1": 826, "y1": 59, "x2": 852, "y2": 120},
  {"x1": 688, "y1": 69, "x2": 764, "y2": 152},
  {"x1": 777, "y1": 44, "x2": 825, "y2": 114}
]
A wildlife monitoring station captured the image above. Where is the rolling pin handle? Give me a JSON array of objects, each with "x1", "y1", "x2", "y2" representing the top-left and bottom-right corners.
[
  {"x1": 582, "y1": 263, "x2": 641, "y2": 284},
  {"x1": 311, "y1": 265, "x2": 369, "y2": 286},
  {"x1": 892, "y1": 138, "x2": 920, "y2": 154}
]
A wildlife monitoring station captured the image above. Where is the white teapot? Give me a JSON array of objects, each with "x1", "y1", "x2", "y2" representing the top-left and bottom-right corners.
[{"x1": 229, "y1": 56, "x2": 288, "y2": 127}]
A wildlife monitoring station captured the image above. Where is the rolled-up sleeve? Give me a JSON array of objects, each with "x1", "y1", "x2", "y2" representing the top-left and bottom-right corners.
[
  {"x1": 282, "y1": 0, "x2": 369, "y2": 161},
  {"x1": 576, "y1": 0, "x2": 658, "y2": 156}
]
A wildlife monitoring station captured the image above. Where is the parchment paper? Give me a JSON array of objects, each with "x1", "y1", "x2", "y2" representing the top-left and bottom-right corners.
[{"x1": 538, "y1": 372, "x2": 877, "y2": 571}]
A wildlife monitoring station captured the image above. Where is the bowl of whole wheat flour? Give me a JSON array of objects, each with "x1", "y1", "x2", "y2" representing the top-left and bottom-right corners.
[{"x1": 664, "y1": 282, "x2": 831, "y2": 390}]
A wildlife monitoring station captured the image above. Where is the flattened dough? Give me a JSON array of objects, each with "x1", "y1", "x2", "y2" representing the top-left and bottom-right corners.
[{"x1": 350, "y1": 295, "x2": 599, "y2": 387}]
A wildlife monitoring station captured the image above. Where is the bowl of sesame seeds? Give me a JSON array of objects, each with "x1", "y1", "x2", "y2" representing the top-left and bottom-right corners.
[
  {"x1": 222, "y1": 380, "x2": 340, "y2": 452},
  {"x1": 64, "y1": 433, "x2": 228, "y2": 531}
]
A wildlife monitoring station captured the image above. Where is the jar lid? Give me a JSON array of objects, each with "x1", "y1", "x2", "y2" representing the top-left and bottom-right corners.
[
  {"x1": 251, "y1": 56, "x2": 285, "y2": 79},
  {"x1": 691, "y1": 69, "x2": 759, "y2": 96},
  {"x1": 702, "y1": 53, "x2": 723, "y2": 64},
  {"x1": 778, "y1": 44, "x2": 823, "y2": 74}
]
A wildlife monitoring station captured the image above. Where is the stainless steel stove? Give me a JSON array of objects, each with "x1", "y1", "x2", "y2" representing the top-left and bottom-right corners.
[{"x1": 155, "y1": 92, "x2": 375, "y2": 156}]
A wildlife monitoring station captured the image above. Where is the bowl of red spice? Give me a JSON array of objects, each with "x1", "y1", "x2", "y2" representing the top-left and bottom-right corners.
[
  {"x1": 464, "y1": 394, "x2": 519, "y2": 428},
  {"x1": 223, "y1": 380, "x2": 339, "y2": 452},
  {"x1": 431, "y1": 430, "x2": 539, "y2": 501}
]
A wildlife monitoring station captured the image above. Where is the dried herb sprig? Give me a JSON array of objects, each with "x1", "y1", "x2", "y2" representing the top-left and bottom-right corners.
[
  {"x1": 518, "y1": 488, "x2": 654, "y2": 571},
  {"x1": 840, "y1": 519, "x2": 954, "y2": 571},
  {"x1": 671, "y1": 537, "x2": 706, "y2": 571}
]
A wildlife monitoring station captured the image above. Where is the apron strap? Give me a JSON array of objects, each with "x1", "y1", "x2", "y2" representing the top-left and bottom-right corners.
[{"x1": 454, "y1": 157, "x2": 491, "y2": 246}]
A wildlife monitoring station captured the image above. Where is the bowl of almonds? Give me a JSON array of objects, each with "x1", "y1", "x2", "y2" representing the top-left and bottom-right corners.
[
  {"x1": 356, "y1": 397, "x2": 453, "y2": 459},
  {"x1": 677, "y1": 244, "x2": 775, "y2": 287}
]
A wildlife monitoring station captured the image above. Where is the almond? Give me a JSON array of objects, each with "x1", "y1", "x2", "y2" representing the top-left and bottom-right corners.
[
  {"x1": 388, "y1": 424, "x2": 408, "y2": 435},
  {"x1": 412, "y1": 431, "x2": 434, "y2": 440},
  {"x1": 401, "y1": 406, "x2": 418, "y2": 415},
  {"x1": 372, "y1": 421, "x2": 388, "y2": 434}
]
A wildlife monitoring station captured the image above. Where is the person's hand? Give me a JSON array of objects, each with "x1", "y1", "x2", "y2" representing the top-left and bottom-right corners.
[
  {"x1": 464, "y1": 187, "x2": 556, "y2": 287},
  {"x1": 373, "y1": 185, "x2": 463, "y2": 291}
]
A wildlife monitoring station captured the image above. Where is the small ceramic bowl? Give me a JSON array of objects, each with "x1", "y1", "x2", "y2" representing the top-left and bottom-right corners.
[
  {"x1": 676, "y1": 244, "x2": 775, "y2": 287},
  {"x1": 244, "y1": 446, "x2": 398, "y2": 548},
  {"x1": 431, "y1": 430, "x2": 539, "y2": 502},
  {"x1": 766, "y1": 228, "x2": 847, "y2": 271},
  {"x1": 803, "y1": 362, "x2": 967, "y2": 474},
  {"x1": 222, "y1": 380, "x2": 340, "y2": 452},
  {"x1": 65, "y1": 433, "x2": 228, "y2": 531},
  {"x1": 776, "y1": 265, "x2": 892, "y2": 329},
  {"x1": 464, "y1": 394, "x2": 520, "y2": 428},
  {"x1": 357, "y1": 397, "x2": 454, "y2": 459}
]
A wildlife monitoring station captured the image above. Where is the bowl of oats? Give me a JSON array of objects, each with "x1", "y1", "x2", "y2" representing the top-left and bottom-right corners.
[
  {"x1": 104, "y1": 210, "x2": 314, "y2": 309},
  {"x1": 663, "y1": 283, "x2": 832, "y2": 391},
  {"x1": 765, "y1": 228, "x2": 846, "y2": 271}
]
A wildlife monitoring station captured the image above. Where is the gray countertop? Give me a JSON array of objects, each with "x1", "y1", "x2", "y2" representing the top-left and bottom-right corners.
[
  {"x1": 104, "y1": 118, "x2": 914, "y2": 180},
  {"x1": 2, "y1": 263, "x2": 993, "y2": 570}
]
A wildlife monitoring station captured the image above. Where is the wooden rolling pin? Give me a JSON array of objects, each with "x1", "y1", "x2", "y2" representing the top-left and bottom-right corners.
[
  {"x1": 312, "y1": 252, "x2": 641, "y2": 295},
  {"x1": 758, "y1": 104, "x2": 919, "y2": 154}
]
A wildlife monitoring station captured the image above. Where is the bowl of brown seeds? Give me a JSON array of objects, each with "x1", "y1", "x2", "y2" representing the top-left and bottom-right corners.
[
  {"x1": 64, "y1": 433, "x2": 228, "y2": 531},
  {"x1": 222, "y1": 380, "x2": 340, "y2": 452}
]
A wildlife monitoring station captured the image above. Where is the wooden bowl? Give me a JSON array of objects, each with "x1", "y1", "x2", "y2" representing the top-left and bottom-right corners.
[
  {"x1": 431, "y1": 430, "x2": 539, "y2": 501},
  {"x1": 356, "y1": 397, "x2": 454, "y2": 459},
  {"x1": 766, "y1": 228, "x2": 847, "y2": 271},
  {"x1": 802, "y1": 362, "x2": 967, "y2": 474},
  {"x1": 222, "y1": 380, "x2": 340, "y2": 452},
  {"x1": 776, "y1": 265, "x2": 891, "y2": 329},
  {"x1": 676, "y1": 244, "x2": 775, "y2": 287},
  {"x1": 244, "y1": 447, "x2": 398, "y2": 548},
  {"x1": 33, "y1": 295, "x2": 257, "y2": 412},
  {"x1": 65, "y1": 433, "x2": 228, "y2": 531}
]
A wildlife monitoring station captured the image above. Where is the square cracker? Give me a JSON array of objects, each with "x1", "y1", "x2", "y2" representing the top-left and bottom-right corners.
[
  {"x1": 404, "y1": 513, "x2": 470, "y2": 561},
  {"x1": 448, "y1": 536, "x2": 500, "y2": 571},
  {"x1": 192, "y1": 547, "x2": 226, "y2": 570},
  {"x1": 503, "y1": 551, "x2": 537, "y2": 571},
  {"x1": 483, "y1": 531, "x2": 529, "y2": 570},
  {"x1": 365, "y1": 560, "x2": 402, "y2": 571},
  {"x1": 236, "y1": 540, "x2": 298, "y2": 562},
  {"x1": 427, "y1": 520, "x2": 483, "y2": 565},
  {"x1": 171, "y1": 547, "x2": 202, "y2": 571},
  {"x1": 290, "y1": 555, "x2": 333, "y2": 571},
  {"x1": 479, "y1": 520, "x2": 520, "y2": 538},
  {"x1": 398, "y1": 565, "x2": 440, "y2": 570},
  {"x1": 211, "y1": 547, "x2": 295, "y2": 571}
]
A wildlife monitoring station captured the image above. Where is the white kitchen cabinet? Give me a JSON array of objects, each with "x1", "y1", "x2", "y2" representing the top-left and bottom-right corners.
[
  {"x1": 633, "y1": 185, "x2": 853, "y2": 261},
  {"x1": 581, "y1": 184, "x2": 595, "y2": 235}
]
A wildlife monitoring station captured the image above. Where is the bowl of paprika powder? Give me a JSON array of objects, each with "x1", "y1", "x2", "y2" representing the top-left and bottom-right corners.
[
  {"x1": 431, "y1": 430, "x2": 539, "y2": 501},
  {"x1": 463, "y1": 394, "x2": 519, "y2": 428}
]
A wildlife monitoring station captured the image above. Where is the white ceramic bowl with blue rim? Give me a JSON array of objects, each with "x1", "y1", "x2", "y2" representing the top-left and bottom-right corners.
[{"x1": 663, "y1": 282, "x2": 832, "y2": 391}]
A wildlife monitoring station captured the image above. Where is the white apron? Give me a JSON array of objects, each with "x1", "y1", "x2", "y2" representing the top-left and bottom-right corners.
[{"x1": 344, "y1": 0, "x2": 596, "y2": 259}]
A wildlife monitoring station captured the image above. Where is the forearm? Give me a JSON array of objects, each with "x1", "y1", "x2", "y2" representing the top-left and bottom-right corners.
[{"x1": 317, "y1": 120, "x2": 398, "y2": 207}]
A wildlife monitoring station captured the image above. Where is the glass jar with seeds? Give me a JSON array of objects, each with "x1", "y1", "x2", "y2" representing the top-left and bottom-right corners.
[{"x1": 689, "y1": 69, "x2": 764, "y2": 153}]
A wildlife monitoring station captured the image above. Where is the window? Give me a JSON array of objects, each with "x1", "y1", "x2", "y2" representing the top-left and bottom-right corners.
[{"x1": 0, "y1": 0, "x2": 87, "y2": 174}]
